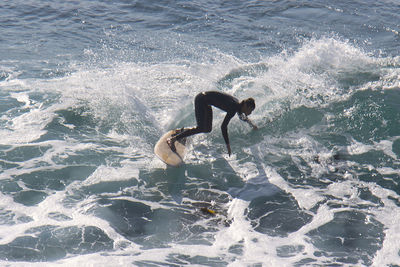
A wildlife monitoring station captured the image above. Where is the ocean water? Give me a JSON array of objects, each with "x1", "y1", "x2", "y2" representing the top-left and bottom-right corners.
[{"x1": 1, "y1": 0, "x2": 400, "y2": 266}]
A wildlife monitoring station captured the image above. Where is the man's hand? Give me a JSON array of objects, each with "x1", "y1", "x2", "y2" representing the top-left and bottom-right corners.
[
  {"x1": 227, "y1": 144, "x2": 232, "y2": 156},
  {"x1": 245, "y1": 118, "x2": 257, "y2": 130}
]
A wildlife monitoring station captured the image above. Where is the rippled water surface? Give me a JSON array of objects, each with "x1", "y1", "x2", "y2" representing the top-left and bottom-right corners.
[{"x1": 1, "y1": 0, "x2": 400, "y2": 266}]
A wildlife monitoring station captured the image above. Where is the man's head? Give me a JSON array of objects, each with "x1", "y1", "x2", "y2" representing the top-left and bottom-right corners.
[{"x1": 240, "y1": 98, "x2": 255, "y2": 116}]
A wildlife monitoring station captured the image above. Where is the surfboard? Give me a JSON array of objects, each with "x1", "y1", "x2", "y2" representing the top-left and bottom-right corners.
[{"x1": 154, "y1": 128, "x2": 187, "y2": 167}]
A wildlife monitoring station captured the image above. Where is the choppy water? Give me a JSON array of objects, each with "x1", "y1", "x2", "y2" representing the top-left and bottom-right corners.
[{"x1": 1, "y1": 0, "x2": 400, "y2": 266}]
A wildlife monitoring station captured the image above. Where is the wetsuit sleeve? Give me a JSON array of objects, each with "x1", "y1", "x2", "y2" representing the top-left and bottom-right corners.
[{"x1": 221, "y1": 112, "x2": 235, "y2": 146}]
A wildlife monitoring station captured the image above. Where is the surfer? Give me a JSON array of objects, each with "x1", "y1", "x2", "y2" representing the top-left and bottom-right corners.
[{"x1": 167, "y1": 91, "x2": 257, "y2": 156}]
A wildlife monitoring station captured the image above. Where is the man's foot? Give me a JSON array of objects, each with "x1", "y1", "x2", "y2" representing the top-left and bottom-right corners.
[
  {"x1": 171, "y1": 127, "x2": 185, "y2": 137},
  {"x1": 167, "y1": 137, "x2": 176, "y2": 152}
]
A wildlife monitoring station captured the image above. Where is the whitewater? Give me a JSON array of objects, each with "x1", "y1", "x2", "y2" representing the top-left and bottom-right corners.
[{"x1": 1, "y1": 0, "x2": 400, "y2": 266}]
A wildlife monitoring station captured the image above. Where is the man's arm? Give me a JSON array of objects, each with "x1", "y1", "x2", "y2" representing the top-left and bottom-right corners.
[
  {"x1": 246, "y1": 118, "x2": 258, "y2": 130},
  {"x1": 239, "y1": 114, "x2": 258, "y2": 130},
  {"x1": 221, "y1": 112, "x2": 235, "y2": 156}
]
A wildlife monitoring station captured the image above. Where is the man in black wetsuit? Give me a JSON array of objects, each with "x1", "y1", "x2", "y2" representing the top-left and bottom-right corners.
[{"x1": 167, "y1": 91, "x2": 257, "y2": 156}]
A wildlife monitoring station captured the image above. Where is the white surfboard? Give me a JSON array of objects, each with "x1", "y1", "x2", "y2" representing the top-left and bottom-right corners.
[{"x1": 154, "y1": 129, "x2": 187, "y2": 167}]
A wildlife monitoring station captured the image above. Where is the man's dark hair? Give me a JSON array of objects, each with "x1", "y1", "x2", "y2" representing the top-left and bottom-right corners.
[{"x1": 245, "y1": 98, "x2": 255, "y2": 110}]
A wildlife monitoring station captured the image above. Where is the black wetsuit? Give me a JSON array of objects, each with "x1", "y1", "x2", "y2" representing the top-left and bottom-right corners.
[{"x1": 173, "y1": 91, "x2": 244, "y2": 147}]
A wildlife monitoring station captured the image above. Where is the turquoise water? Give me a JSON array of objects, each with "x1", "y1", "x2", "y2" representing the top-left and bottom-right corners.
[{"x1": 1, "y1": 0, "x2": 400, "y2": 266}]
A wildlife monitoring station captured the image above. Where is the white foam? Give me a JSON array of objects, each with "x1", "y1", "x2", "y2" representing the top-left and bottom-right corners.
[
  {"x1": 0, "y1": 91, "x2": 73, "y2": 145},
  {"x1": 368, "y1": 184, "x2": 400, "y2": 266},
  {"x1": 10, "y1": 92, "x2": 32, "y2": 108},
  {"x1": 0, "y1": 108, "x2": 50, "y2": 144},
  {"x1": 347, "y1": 138, "x2": 399, "y2": 160},
  {"x1": 258, "y1": 38, "x2": 374, "y2": 109},
  {"x1": 327, "y1": 180, "x2": 361, "y2": 202},
  {"x1": 82, "y1": 164, "x2": 139, "y2": 186},
  {"x1": 265, "y1": 164, "x2": 324, "y2": 210},
  {"x1": 43, "y1": 58, "x2": 242, "y2": 132},
  {"x1": 210, "y1": 199, "x2": 283, "y2": 266}
]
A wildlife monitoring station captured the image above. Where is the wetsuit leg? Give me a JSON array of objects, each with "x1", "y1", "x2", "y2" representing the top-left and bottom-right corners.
[
  {"x1": 199, "y1": 104, "x2": 212, "y2": 133},
  {"x1": 174, "y1": 94, "x2": 212, "y2": 141}
]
